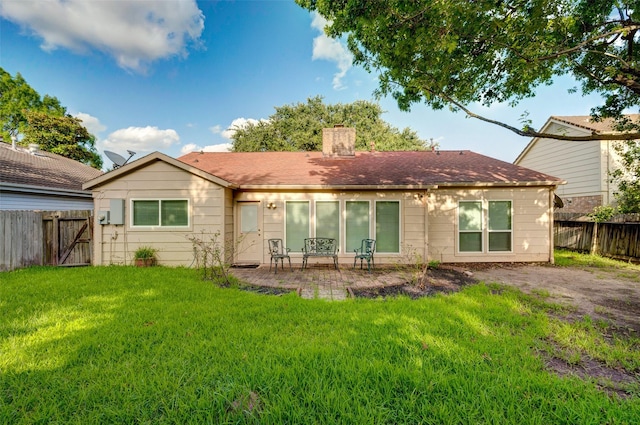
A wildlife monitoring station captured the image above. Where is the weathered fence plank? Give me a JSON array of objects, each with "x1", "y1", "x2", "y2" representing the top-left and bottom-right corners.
[
  {"x1": 555, "y1": 218, "x2": 640, "y2": 262},
  {"x1": 0, "y1": 211, "x2": 42, "y2": 272},
  {"x1": 1, "y1": 210, "x2": 92, "y2": 272}
]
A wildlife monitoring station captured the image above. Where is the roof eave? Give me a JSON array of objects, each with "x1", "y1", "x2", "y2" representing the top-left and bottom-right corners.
[
  {"x1": 434, "y1": 181, "x2": 566, "y2": 188},
  {"x1": 236, "y1": 181, "x2": 563, "y2": 190},
  {"x1": 0, "y1": 182, "x2": 93, "y2": 197},
  {"x1": 237, "y1": 184, "x2": 440, "y2": 190}
]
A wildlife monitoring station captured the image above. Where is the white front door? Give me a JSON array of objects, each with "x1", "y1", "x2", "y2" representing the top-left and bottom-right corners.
[{"x1": 236, "y1": 202, "x2": 262, "y2": 264}]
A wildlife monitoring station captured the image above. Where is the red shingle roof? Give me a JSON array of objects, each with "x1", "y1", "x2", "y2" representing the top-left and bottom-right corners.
[
  {"x1": 178, "y1": 150, "x2": 561, "y2": 187},
  {"x1": 0, "y1": 142, "x2": 103, "y2": 191}
]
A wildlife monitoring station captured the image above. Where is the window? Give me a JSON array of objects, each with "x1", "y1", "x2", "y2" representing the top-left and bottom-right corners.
[
  {"x1": 132, "y1": 199, "x2": 189, "y2": 227},
  {"x1": 458, "y1": 200, "x2": 512, "y2": 252},
  {"x1": 286, "y1": 201, "x2": 309, "y2": 252},
  {"x1": 346, "y1": 201, "x2": 370, "y2": 252},
  {"x1": 316, "y1": 201, "x2": 339, "y2": 240},
  {"x1": 488, "y1": 201, "x2": 512, "y2": 251},
  {"x1": 376, "y1": 201, "x2": 400, "y2": 253},
  {"x1": 459, "y1": 201, "x2": 482, "y2": 252}
]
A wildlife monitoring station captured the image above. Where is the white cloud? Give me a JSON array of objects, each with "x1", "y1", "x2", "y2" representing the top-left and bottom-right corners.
[
  {"x1": 221, "y1": 117, "x2": 265, "y2": 139},
  {"x1": 0, "y1": 0, "x2": 204, "y2": 73},
  {"x1": 209, "y1": 125, "x2": 222, "y2": 134},
  {"x1": 75, "y1": 112, "x2": 106, "y2": 135},
  {"x1": 310, "y1": 12, "x2": 353, "y2": 90},
  {"x1": 180, "y1": 143, "x2": 231, "y2": 154},
  {"x1": 101, "y1": 126, "x2": 180, "y2": 157}
]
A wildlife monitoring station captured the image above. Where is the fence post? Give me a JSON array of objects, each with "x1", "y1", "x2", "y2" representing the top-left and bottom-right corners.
[{"x1": 590, "y1": 222, "x2": 599, "y2": 255}]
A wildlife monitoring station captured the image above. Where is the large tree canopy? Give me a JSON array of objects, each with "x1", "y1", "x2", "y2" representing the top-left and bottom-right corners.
[
  {"x1": 297, "y1": 0, "x2": 640, "y2": 141},
  {"x1": 0, "y1": 67, "x2": 101, "y2": 169},
  {"x1": 23, "y1": 111, "x2": 103, "y2": 169},
  {"x1": 230, "y1": 96, "x2": 434, "y2": 152}
]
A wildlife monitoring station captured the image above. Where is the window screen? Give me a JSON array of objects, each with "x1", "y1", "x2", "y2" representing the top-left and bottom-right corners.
[{"x1": 375, "y1": 201, "x2": 399, "y2": 252}]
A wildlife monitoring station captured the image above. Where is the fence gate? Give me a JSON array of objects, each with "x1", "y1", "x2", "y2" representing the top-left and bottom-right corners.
[{"x1": 43, "y1": 211, "x2": 93, "y2": 266}]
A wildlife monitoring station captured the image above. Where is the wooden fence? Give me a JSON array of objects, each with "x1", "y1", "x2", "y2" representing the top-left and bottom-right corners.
[
  {"x1": 554, "y1": 213, "x2": 640, "y2": 262},
  {"x1": 0, "y1": 210, "x2": 93, "y2": 272}
]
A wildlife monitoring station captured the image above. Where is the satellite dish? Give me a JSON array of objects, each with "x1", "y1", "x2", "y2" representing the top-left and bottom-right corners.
[
  {"x1": 104, "y1": 150, "x2": 136, "y2": 169},
  {"x1": 105, "y1": 150, "x2": 126, "y2": 168}
]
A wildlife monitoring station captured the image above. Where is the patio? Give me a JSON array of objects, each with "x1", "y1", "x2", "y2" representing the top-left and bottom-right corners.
[{"x1": 231, "y1": 263, "x2": 415, "y2": 300}]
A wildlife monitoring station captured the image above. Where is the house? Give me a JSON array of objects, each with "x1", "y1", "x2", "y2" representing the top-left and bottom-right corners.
[
  {"x1": 0, "y1": 141, "x2": 103, "y2": 211},
  {"x1": 514, "y1": 115, "x2": 638, "y2": 213},
  {"x1": 83, "y1": 127, "x2": 564, "y2": 267}
]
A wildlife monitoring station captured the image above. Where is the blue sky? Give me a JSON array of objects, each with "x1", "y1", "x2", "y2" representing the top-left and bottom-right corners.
[{"x1": 1, "y1": 0, "x2": 604, "y2": 169}]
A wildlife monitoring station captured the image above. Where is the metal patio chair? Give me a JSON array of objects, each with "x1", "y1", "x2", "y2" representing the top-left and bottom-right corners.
[
  {"x1": 268, "y1": 238, "x2": 291, "y2": 273},
  {"x1": 353, "y1": 238, "x2": 376, "y2": 272}
]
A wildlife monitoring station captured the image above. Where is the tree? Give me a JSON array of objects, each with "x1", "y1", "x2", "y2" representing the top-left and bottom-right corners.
[
  {"x1": 23, "y1": 111, "x2": 103, "y2": 169},
  {"x1": 296, "y1": 0, "x2": 640, "y2": 141},
  {"x1": 611, "y1": 141, "x2": 640, "y2": 212},
  {"x1": 0, "y1": 67, "x2": 102, "y2": 169},
  {"x1": 230, "y1": 96, "x2": 434, "y2": 152}
]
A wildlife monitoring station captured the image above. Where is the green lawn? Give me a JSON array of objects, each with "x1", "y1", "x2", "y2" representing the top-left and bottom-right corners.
[{"x1": 1, "y1": 261, "x2": 639, "y2": 424}]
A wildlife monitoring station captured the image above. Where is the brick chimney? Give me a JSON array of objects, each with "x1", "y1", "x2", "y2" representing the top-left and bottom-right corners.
[{"x1": 322, "y1": 126, "x2": 356, "y2": 157}]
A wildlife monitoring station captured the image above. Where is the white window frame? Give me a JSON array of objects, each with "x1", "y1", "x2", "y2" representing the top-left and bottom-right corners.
[
  {"x1": 457, "y1": 200, "x2": 513, "y2": 254},
  {"x1": 487, "y1": 200, "x2": 513, "y2": 252},
  {"x1": 130, "y1": 198, "x2": 190, "y2": 229}
]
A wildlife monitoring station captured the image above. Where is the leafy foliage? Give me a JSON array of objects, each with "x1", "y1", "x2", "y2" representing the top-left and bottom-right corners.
[
  {"x1": 296, "y1": 1, "x2": 640, "y2": 141},
  {"x1": 230, "y1": 96, "x2": 434, "y2": 152},
  {"x1": 611, "y1": 140, "x2": 640, "y2": 212},
  {"x1": 0, "y1": 67, "x2": 101, "y2": 169},
  {"x1": 23, "y1": 110, "x2": 103, "y2": 169},
  {"x1": 587, "y1": 205, "x2": 618, "y2": 222},
  {"x1": 133, "y1": 245, "x2": 158, "y2": 260}
]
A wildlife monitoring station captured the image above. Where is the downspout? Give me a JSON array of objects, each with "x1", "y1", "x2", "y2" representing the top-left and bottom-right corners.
[
  {"x1": 605, "y1": 141, "x2": 611, "y2": 205},
  {"x1": 549, "y1": 187, "x2": 555, "y2": 264},
  {"x1": 424, "y1": 191, "x2": 429, "y2": 262}
]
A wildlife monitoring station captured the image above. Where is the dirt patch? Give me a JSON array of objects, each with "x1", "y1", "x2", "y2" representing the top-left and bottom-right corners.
[{"x1": 351, "y1": 266, "x2": 477, "y2": 299}]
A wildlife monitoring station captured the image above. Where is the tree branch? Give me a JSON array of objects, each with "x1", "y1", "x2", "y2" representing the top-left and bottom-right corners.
[
  {"x1": 535, "y1": 24, "x2": 640, "y2": 62},
  {"x1": 439, "y1": 92, "x2": 640, "y2": 142}
]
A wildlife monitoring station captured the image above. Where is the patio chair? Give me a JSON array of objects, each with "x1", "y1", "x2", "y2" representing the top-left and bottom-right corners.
[
  {"x1": 268, "y1": 238, "x2": 291, "y2": 273},
  {"x1": 353, "y1": 239, "x2": 376, "y2": 272}
]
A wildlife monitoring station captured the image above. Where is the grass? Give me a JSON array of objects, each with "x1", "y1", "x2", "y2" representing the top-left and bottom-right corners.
[
  {"x1": 1, "y1": 263, "x2": 639, "y2": 424},
  {"x1": 555, "y1": 249, "x2": 640, "y2": 273}
]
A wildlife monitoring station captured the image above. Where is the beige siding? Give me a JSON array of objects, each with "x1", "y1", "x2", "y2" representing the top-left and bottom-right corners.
[
  {"x1": 427, "y1": 187, "x2": 552, "y2": 263},
  {"x1": 91, "y1": 161, "x2": 227, "y2": 267},
  {"x1": 235, "y1": 190, "x2": 421, "y2": 266},
  {"x1": 90, "y1": 160, "x2": 554, "y2": 267}
]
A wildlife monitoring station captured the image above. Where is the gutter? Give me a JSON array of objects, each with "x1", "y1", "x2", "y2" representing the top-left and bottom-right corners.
[
  {"x1": 0, "y1": 182, "x2": 93, "y2": 198},
  {"x1": 236, "y1": 181, "x2": 566, "y2": 190}
]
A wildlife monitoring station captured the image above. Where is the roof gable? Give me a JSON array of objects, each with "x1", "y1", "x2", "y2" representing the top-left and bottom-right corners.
[
  {"x1": 515, "y1": 114, "x2": 640, "y2": 164},
  {"x1": 178, "y1": 150, "x2": 562, "y2": 188},
  {"x1": 0, "y1": 142, "x2": 103, "y2": 192},
  {"x1": 83, "y1": 151, "x2": 236, "y2": 190}
]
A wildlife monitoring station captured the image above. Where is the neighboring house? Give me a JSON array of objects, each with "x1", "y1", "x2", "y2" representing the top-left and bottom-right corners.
[
  {"x1": 0, "y1": 141, "x2": 103, "y2": 211},
  {"x1": 83, "y1": 127, "x2": 563, "y2": 267},
  {"x1": 514, "y1": 115, "x2": 638, "y2": 213}
]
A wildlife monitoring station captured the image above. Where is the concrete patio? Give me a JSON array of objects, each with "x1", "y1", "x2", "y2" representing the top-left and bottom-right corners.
[{"x1": 230, "y1": 262, "x2": 415, "y2": 300}]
